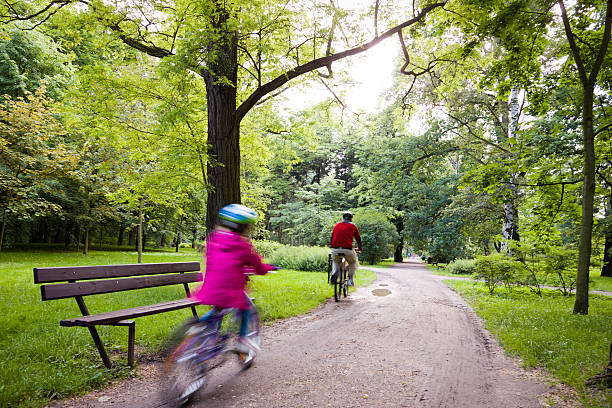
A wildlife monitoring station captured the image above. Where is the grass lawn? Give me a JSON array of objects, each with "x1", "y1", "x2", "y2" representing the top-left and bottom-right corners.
[
  {"x1": 427, "y1": 264, "x2": 612, "y2": 293},
  {"x1": 0, "y1": 248, "x2": 376, "y2": 408},
  {"x1": 446, "y1": 280, "x2": 612, "y2": 407}
]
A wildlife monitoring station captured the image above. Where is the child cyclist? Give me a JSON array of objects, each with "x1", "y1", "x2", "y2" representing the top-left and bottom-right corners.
[{"x1": 192, "y1": 204, "x2": 276, "y2": 356}]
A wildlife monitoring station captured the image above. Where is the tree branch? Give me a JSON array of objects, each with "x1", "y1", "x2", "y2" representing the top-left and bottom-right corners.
[{"x1": 236, "y1": 1, "x2": 446, "y2": 122}]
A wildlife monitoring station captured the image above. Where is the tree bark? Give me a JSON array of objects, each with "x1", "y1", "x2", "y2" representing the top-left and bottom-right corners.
[
  {"x1": 0, "y1": 210, "x2": 6, "y2": 253},
  {"x1": 83, "y1": 228, "x2": 89, "y2": 255},
  {"x1": 117, "y1": 222, "x2": 125, "y2": 246},
  {"x1": 393, "y1": 216, "x2": 404, "y2": 262},
  {"x1": 203, "y1": 22, "x2": 240, "y2": 236},
  {"x1": 559, "y1": 0, "x2": 612, "y2": 314},
  {"x1": 602, "y1": 230, "x2": 612, "y2": 277},
  {"x1": 574, "y1": 89, "x2": 595, "y2": 314},
  {"x1": 138, "y1": 200, "x2": 143, "y2": 263},
  {"x1": 500, "y1": 86, "x2": 521, "y2": 253}
]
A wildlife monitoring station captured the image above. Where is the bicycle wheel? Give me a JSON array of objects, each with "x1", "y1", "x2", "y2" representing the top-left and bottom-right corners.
[
  {"x1": 163, "y1": 334, "x2": 207, "y2": 407},
  {"x1": 334, "y1": 264, "x2": 344, "y2": 302}
]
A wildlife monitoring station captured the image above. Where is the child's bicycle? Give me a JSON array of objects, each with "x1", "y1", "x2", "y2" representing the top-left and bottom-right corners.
[{"x1": 161, "y1": 295, "x2": 261, "y2": 407}]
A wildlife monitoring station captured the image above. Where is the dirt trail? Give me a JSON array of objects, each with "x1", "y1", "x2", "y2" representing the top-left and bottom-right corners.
[{"x1": 49, "y1": 259, "x2": 564, "y2": 408}]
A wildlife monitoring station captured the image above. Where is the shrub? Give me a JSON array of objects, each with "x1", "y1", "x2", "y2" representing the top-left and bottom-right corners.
[
  {"x1": 267, "y1": 245, "x2": 329, "y2": 272},
  {"x1": 474, "y1": 254, "x2": 520, "y2": 294},
  {"x1": 253, "y1": 239, "x2": 284, "y2": 258},
  {"x1": 446, "y1": 259, "x2": 476, "y2": 275},
  {"x1": 353, "y1": 209, "x2": 399, "y2": 265}
]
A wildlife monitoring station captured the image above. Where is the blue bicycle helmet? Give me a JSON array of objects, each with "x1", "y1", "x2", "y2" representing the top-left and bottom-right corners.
[{"x1": 219, "y1": 204, "x2": 258, "y2": 232}]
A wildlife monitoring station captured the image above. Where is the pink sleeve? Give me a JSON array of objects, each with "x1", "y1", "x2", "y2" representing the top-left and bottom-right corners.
[{"x1": 238, "y1": 241, "x2": 274, "y2": 275}]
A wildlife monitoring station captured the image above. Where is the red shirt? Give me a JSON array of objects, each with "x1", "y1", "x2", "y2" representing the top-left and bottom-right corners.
[{"x1": 330, "y1": 222, "x2": 361, "y2": 249}]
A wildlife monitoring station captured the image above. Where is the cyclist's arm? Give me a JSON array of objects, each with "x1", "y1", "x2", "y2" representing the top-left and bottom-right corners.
[{"x1": 354, "y1": 227, "x2": 363, "y2": 252}]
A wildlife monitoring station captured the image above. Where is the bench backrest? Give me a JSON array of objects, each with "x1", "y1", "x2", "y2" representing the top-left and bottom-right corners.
[{"x1": 34, "y1": 262, "x2": 201, "y2": 301}]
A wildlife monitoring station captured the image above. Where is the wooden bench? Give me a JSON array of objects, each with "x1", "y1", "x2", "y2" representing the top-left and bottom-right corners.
[{"x1": 33, "y1": 261, "x2": 202, "y2": 368}]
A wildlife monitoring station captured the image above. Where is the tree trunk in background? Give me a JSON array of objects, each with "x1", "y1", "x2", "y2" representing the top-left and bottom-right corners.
[
  {"x1": 0, "y1": 210, "x2": 6, "y2": 253},
  {"x1": 83, "y1": 228, "x2": 89, "y2": 255},
  {"x1": 99, "y1": 224, "x2": 104, "y2": 249},
  {"x1": 602, "y1": 233, "x2": 612, "y2": 277},
  {"x1": 393, "y1": 216, "x2": 404, "y2": 262},
  {"x1": 574, "y1": 89, "x2": 595, "y2": 314},
  {"x1": 64, "y1": 219, "x2": 72, "y2": 248},
  {"x1": 603, "y1": 195, "x2": 612, "y2": 277},
  {"x1": 118, "y1": 223, "x2": 125, "y2": 246},
  {"x1": 500, "y1": 86, "x2": 521, "y2": 253},
  {"x1": 138, "y1": 200, "x2": 143, "y2": 264},
  {"x1": 192, "y1": 227, "x2": 197, "y2": 248}
]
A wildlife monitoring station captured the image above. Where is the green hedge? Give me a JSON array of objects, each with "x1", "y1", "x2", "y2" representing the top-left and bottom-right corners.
[
  {"x1": 267, "y1": 245, "x2": 329, "y2": 272},
  {"x1": 253, "y1": 239, "x2": 285, "y2": 258},
  {"x1": 446, "y1": 259, "x2": 476, "y2": 275}
]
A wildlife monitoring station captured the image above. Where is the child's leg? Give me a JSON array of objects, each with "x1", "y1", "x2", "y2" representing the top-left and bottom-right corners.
[
  {"x1": 239, "y1": 309, "x2": 251, "y2": 337},
  {"x1": 199, "y1": 307, "x2": 219, "y2": 322}
]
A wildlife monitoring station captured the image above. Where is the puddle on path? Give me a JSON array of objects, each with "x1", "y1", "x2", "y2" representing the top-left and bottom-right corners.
[
  {"x1": 372, "y1": 288, "x2": 392, "y2": 296},
  {"x1": 378, "y1": 283, "x2": 389, "y2": 286}
]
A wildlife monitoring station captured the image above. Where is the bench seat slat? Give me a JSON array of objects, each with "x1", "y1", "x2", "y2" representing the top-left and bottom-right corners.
[
  {"x1": 60, "y1": 298, "x2": 201, "y2": 326},
  {"x1": 41, "y1": 273, "x2": 201, "y2": 300},
  {"x1": 34, "y1": 262, "x2": 201, "y2": 283}
]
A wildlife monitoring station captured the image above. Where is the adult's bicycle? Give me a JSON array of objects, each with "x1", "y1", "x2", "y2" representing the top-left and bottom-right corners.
[
  {"x1": 328, "y1": 252, "x2": 349, "y2": 302},
  {"x1": 161, "y1": 296, "x2": 261, "y2": 407}
]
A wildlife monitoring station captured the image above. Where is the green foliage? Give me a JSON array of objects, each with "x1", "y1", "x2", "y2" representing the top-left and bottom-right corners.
[
  {"x1": 252, "y1": 239, "x2": 284, "y2": 258},
  {"x1": 474, "y1": 253, "x2": 520, "y2": 294},
  {"x1": 354, "y1": 209, "x2": 399, "y2": 265},
  {"x1": 0, "y1": 27, "x2": 73, "y2": 99},
  {"x1": 448, "y1": 281, "x2": 612, "y2": 407},
  {"x1": 0, "y1": 87, "x2": 73, "y2": 222},
  {"x1": 446, "y1": 259, "x2": 476, "y2": 275},
  {"x1": 267, "y1": 245, "x2": 329, "y2": 272}
]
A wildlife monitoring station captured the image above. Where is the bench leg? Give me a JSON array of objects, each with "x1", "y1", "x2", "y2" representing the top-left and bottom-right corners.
[
  {"x1": 127, "y1": 322, "x2": 135, "y2": 367},
  {"x1": 88, "y1": 327, "x2": 112, "y2": 369}
]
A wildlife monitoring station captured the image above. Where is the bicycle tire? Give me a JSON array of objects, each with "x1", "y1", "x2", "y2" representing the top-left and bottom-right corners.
[
  {"x1": 335, "y1": 264, "x2": 346, "y2": 302},
  {"x1": 163, "y1": 334, "x2": 207, "y2": 407}
]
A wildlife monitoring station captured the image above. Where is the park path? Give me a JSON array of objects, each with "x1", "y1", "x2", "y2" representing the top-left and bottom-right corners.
[{"x1": 49, "y1": 259, "x2": 567, "y2": 408}]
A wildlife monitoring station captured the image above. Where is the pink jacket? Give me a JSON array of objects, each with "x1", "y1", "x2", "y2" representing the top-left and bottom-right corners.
[{"x1": 192, "y1": 229, "x2": 273, "y2": 310}]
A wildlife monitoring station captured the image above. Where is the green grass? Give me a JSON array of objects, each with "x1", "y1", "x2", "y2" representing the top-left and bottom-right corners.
[
  {"x1": 446, "y1": 280, "x2": 612, "y2": 407},
  {"x1": 427, "y1": 264, "x2": 612, "y2": 293},
  {"x1": 0, "y1": 248, "x2": 376, "y2": 408},
  {"x1": 359, "y1": 258, "x2": 395, "y2": 268},
  {"x1": 590, "y1": 270, "x2": 612, "y2": 292}
]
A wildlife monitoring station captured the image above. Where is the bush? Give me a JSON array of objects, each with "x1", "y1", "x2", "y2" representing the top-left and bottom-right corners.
[
  {"x1": 474, "y1": 254, "x2": 520, "y2": 294},
  {"x1": 446, "y1": 259, "x2": 476, "y2": 275},
  {"x1": 353, "y1": 209, "x2": 399, "y2": 265},
  {"x1": 253, "y1": 239, "x2": 284, "y2": 258},
  {"x1": 267, "y1": 245, "x2": 329, "y2": 272}
]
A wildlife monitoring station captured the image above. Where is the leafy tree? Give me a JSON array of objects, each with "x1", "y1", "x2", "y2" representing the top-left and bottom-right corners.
[
  {"x1": 353, "y1": 209, "x2": 399, "y2": 264},
  {"x1": 4, "y1": 0, "x2": 448, "y2": 233},
  {"x1": 0, "y1": 86, "x2": 73, "y2": 251}
]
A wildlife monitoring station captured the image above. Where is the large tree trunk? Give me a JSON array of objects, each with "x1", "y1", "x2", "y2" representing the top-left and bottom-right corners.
[
  {"x1": 203, "y1": 77, "x2": 240, "y2": 235},
  {"x1": 202, "y1": 6, "x2": 240, "y2": 236},
  {"x1": 500, "y1": 86, "x2": 521, "y2": 253},
  {"x1": 574, "y1": 89, "x2": 595, "y2": 314}
]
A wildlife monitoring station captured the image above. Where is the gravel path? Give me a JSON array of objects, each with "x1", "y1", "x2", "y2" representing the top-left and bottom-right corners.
[{"x1": 49, "y1": 259, "x2": 569, "y2": 408}]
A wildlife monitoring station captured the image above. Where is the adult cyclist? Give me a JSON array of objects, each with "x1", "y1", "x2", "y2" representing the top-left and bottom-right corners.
[{"x1": 330, "y1": 211, "x2": 362, "y2": 287}]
